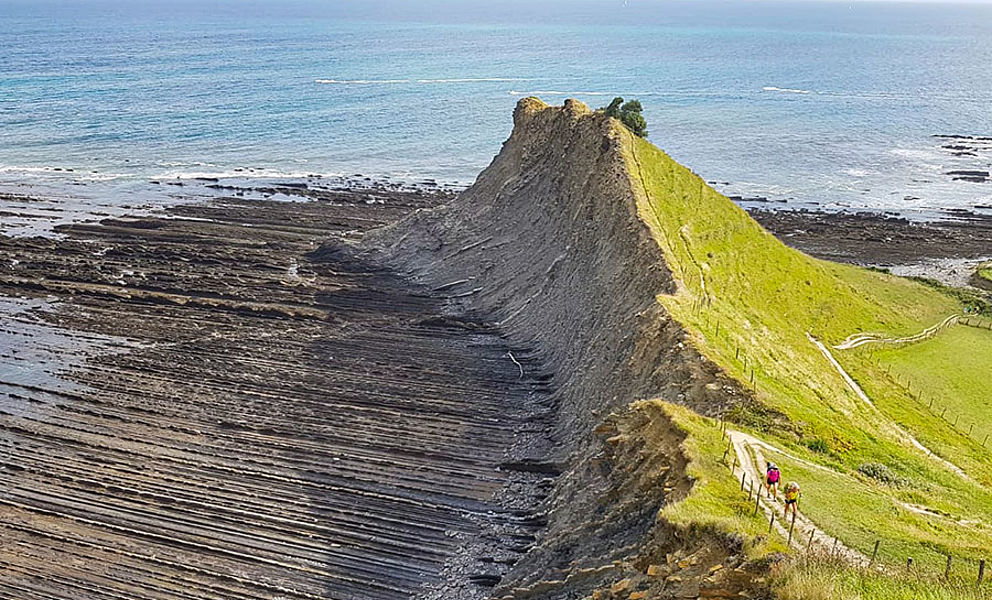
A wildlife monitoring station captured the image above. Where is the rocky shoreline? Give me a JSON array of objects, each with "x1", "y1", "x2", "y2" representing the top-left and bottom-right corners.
[
  {"x1": 0, "y1": 186, "x2": 555, "y2": 599},
  {"x1": 748, "y1": 206, "x2": 992, "y2": 270},
  {"x1": 1, "y1": 169, "x2": 991, "y2": 599}
]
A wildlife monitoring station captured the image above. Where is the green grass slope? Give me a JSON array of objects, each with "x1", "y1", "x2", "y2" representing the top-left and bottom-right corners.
[{"x1": 613, "y1": 124, "x2": 992, "y2": 592}]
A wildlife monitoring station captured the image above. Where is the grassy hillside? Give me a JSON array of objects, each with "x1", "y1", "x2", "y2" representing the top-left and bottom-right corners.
[
  {"x1": 615, "y1": 124, "x2": 992, "y2": 595},
  {"x1": 979, "y1": 263, "x2": 992, "y2": 283}
]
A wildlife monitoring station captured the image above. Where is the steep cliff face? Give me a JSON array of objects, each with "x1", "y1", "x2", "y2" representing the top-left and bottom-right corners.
[
  {"x1": 347, "y1": 98, "x2": 746, "y2": 596},
  {"x1": 364, "y1": 98, "x2": 733, "y2": 432}
]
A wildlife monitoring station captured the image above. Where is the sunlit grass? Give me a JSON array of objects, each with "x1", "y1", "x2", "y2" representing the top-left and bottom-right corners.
[{"x1": 609, "y1": 122, "x2": 992, "y2": 577}]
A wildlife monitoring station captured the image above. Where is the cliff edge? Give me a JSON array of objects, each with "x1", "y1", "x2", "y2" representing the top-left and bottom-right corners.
[{"x1": 342, "y1": 98, "x2": 748, "y2": 597}]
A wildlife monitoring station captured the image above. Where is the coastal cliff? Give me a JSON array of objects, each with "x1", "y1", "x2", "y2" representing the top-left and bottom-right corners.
[{"x1": 351, "y1": 98, "x2": 755, "y2": 598}]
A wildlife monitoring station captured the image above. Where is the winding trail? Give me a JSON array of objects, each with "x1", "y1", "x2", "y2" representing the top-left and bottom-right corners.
[
  {"x1": 726, "y1": 429, "x2": 868, "y2": 564},
  {"x1": 718, "y1": 329, "x2": 981, "y2": 567},
  {"x1": 833, "y1": 315, "x2": 960, "y2": 350},
  {"x1": 808, "y1": 333, "x2": 971, "y2": 482}
]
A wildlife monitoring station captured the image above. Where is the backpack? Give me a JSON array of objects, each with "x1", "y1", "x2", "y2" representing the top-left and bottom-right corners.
[{"x1": 767, "y1": 468, "x2": 780, "y2": 483}]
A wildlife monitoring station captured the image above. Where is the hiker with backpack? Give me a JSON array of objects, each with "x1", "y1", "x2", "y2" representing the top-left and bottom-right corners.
[
  {"x1": 784, "y1": 481, "x2": 801, "y2": 518},
  {"x1": 765, "y1": 462, "x2": 781, "y2": 500}
]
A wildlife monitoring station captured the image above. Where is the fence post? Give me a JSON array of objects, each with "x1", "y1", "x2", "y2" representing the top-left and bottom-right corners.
[
  {"x1": 979, "y1": 559, "x2": 986, "y2": 586},
  {"x1": 754, "y1": 489, "x2": 761, "y2": 516},
  {"x1": 907, "y1": 557, "x2": 914, "y2": 573},
  {"x1": 732, "y1": 455, "x2": 738, "y2": 473},
  {"x1": 946, "y1": 555, "x2": 953, "y2": 580},
  {"x1": 870, "y1": 540, "x2": 880, "y2": 567},
  {"x1": 741, "y1": 471, "x2": 746, "y2": 491},
  {"x1": 768, "y1": 511, "x2": 775, "y2": 533},
  {"x1": 807, "y1": 529, "x2": 815, "y2": 552},
  {"x1": 788, "y1": 510, "x2": 797, "y2": 546}
]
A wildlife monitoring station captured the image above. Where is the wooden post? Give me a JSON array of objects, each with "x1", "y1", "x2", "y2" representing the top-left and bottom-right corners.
[
  {"x1": 735, "y1": 347, "x2": 740, "y2": 360},
  {"x1": 741, "y1": 472, "x2": 747, "y2": 491},
  {"x1": 748, "y1": 481, "x2": 754, "y2": 502},
  {"x1": 807, "y1": 529, "x2": 815, "y2": 552},
  {"x1": 907, "y1": 557, "x2": 914, "y2": 573},
  {"x1": 788, "y1": 510, "x2": 797, "y2": 546},
  {"x1": 723, "y1": 440, "x2": 731, "y2": 462},
  {"x1": 832, "y1": 536, "x2": 839, "y2": 557},
  {"x1": 979, "y1": 559, "x2": 986, "y2": 586},
  {"x1": 754, "y1": 489, "x2": 761, "y2": 516},
  {"x1": 969, "y1": 423, "x2": 974, "y2": 435},
  {"x1": 983, "y1": 434, "x2": 989, "y2": 447},
  {"x1": 929, "y1": 397, "x2": 934, "y2": 408},
  {"x1": 768, "y1": 510, "x2": 775, "y2": 533},
  {"x1": 946, "y1": 555, "x2": 953, "y2": 580},
  {"x1": 732, "y1": 455, "x2": 738, "y2": 473},
  {"x1": 870, "y1": 540, "x2": 880, "y2": 567}
]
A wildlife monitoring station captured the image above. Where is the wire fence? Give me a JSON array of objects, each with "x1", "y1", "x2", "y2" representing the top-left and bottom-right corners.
[
  {"x1": 694, "y1": 303, "x2": 992, "y2": 585},
  {"x1": 860, "y1": 315, "x2": 992, "y2": 454},
  {"x1": 714, "y1": 417, "x2": 991, "y2": 588}
]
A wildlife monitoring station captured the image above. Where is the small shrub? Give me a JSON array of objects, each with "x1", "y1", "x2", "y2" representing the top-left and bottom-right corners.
[
  {"x1": 601, "y1": 96, "x2": 648, "y2": 138},
  {"x1": 910, "y1": 275, "x2": 992, "y2": 316},
  {"x1": 857, "y1": 462, "x2": 907, "y2": 486},
  {"x1": 804, "y1": 438, "x2": 830, "y2": 454}
]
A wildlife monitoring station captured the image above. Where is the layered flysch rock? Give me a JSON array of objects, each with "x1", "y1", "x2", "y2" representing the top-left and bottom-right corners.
[
  {"x1": 358, "y1": 99, "x2": 744, "y2": 597},
  {"x1": 0, "y1": 190, "x2": 556, "y2": 600}
]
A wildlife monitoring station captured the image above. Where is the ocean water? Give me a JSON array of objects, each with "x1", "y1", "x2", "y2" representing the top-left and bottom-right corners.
[{"x1": 2, "y1": 0, "x2": 992, "y2": 218}]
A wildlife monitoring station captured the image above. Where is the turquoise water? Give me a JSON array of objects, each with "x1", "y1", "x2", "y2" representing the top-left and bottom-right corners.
[{"x1": 2, "y1": 0, "x2": 992, "y2": 214}]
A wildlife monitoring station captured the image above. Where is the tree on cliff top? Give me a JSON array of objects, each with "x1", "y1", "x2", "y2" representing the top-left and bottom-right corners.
[{"x1": 602, "y1": 97, "x2": 647, "y2": 138}]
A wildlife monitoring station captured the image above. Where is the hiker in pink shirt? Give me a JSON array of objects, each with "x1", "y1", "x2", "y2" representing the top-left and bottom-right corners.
[{"x1": 765, "y1": 462, "x2": 781, "y2": 500}]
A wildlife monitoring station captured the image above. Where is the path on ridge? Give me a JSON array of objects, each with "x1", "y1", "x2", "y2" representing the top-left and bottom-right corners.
[
  {"x1": 726, "y1": 429, "x2": 868, "y2": 564},
  {"x1": 833, "y1": 314, "x2": 961, "y2": 350},
  {"x1": 808, "y1": 333, "x2": 971, "y2": 482}
]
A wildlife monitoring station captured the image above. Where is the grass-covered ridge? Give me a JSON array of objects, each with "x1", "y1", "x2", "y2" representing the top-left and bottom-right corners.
[
  {"x1": 979, "y1": 263, "x2": 992, "y2": 283},
  {"x1": 611, "y1": 122, "x2": 992, "y2": 595}
]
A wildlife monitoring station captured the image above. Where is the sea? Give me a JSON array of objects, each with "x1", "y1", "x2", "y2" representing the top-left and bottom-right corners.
[{"x1": 2, "y1": 0, "x2": 992, "y2": 229}]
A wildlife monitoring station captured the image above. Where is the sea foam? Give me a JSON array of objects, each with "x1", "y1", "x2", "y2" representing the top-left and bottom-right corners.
[
  {"x1": 762, "y1": 86, "x2": 812, "y2": 94},
  {"x1": 316, "y1": 77, "x2": 536, "y2": 85}
]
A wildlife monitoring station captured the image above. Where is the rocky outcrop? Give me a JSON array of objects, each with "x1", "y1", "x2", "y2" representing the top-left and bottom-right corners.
[{"x1": 346, "y1": 99, "x2": 747, "y2": 596}]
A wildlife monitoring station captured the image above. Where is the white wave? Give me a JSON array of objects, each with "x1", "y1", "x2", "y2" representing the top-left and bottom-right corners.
[
  {"x1": 416, "y1": 77, "x2": 534, "y2": 83},
  {"x1": 316, "y1": 77, "x2": 536, "y2": 85},
  {"x1": 315, "y1": 79, "x2": 410, "y2": 84},
  {"x1": 762, "y1": 86, "x2": 811, "y2": 94},
  {"x1": 509, "y1": 90, "x2": 611, "y2": 96},
  {"x1": 154, "y1": 168, "x2": 345, "y2": 181},
  {"x1": 0, "y1": 165, "x2": 127, "y2": 182}
]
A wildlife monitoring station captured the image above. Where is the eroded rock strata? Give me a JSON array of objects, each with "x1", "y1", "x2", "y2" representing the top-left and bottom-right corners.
[
  {"x1": 0, "y1": 192, "x2": 558, "y2": 599},
  {"x1": 345, "y1": 99, "x2": 760, "y2": 598},
  {"x1": 1, "y1": 99, "x2": 772, "y2": 600}
]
